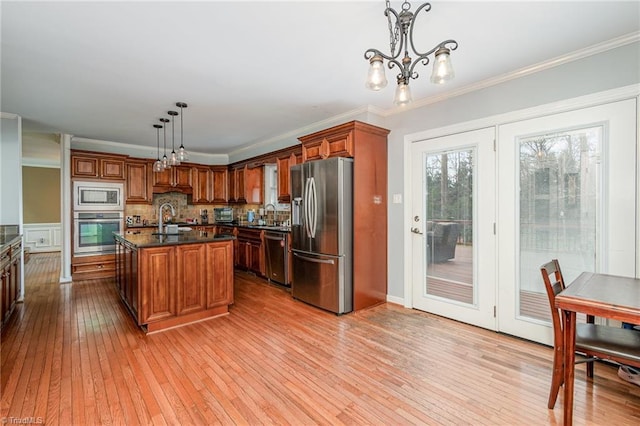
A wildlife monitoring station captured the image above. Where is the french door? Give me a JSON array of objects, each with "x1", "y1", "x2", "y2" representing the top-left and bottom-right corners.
[
  {"x1": 409, "y1": 98, "x2": 636, "y2": 344},
  {"x1": 497, "y1": 99, "x2": 636, "y2": 344},
  {"x1": 410, "y1": 127, "x2": 496, "y2": 330}
]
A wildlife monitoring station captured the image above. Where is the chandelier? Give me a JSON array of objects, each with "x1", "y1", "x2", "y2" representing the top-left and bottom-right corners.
[
  {"x1": 152, "y1": 101, "x2": 189, "y2": 172},
  {"x1": 364, "y1": 1, "x2": 458, "y2": 106}
]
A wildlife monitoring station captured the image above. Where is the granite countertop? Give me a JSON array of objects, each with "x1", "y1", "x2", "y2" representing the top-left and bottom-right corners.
[
  {"x1": 115, "y1": 231, "x2": 235, "y2": 248},
  {"x1": 126, "y1": 223, "x2": 291, "y2": 233},
  {"x1": 0, "y1": 234, "x2": 22, "y2": 248}
]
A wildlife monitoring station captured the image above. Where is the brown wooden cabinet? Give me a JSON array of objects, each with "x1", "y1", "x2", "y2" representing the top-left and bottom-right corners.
[
  {"x1": 299, "y1": 127, "x2": 354, "y2": 162},
  {"x1": 236, "y1": 227, "x2": 264, "y2": 276},
  {"x1": 71, "y1": 151, "x2": 126, "y2": 180},
  {"x1": 276, "y1": 152, "x2": 298, "y2": 203},
  {"x1": 193, "y1": 166, "x2": 213, "y2": 203},
  {"x1": 1, "y1": 236, "x2": 22, "y2": 331},
  {"x1": 228, "y1": 166, "x2": 244, "y2": 203},
  {"x1": 71, "y1": 253, "x2": 116, "y2": 280},
  {"x1": 125, "y1": 160, "x2": 152, "y2": 204},
  {"x1": 298, "y1": 121, "x2": 389, "y2": 311},
  {"x1": 212, "y1": 167, "x2": 229, "y2": 203},
  {"x1": 176, "y1": 244, "x2": 207, "y2": 316},
  {"x1": 152, "y1": 164, "x2": 193, "y2": 194},
  {"x1": 245, "y1": 166, "x2": 263, "y2": 205},
  {"x1": 139, "y1": 246, "x2": 176, "y2": 325},
  {"x1": 115, "y1": 236, "x2": 234, "y2": 333}
]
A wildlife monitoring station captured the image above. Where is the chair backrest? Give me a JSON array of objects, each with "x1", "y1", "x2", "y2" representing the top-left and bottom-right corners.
[{"x1": 540, "y1": 259, "x2": 566, "y2": 347}]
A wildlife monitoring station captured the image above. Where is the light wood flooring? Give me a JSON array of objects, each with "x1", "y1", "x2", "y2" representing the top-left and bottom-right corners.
[{"x1": 1, "y1": 252, "x2": 639, "y2": 425}]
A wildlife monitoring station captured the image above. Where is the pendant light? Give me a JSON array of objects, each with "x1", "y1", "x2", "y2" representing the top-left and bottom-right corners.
[
  {"x1": 152, "y1": 124, "x2": 163, "y2": 172},
  {"x1": 168, "y1": 110, "x2": 180, "y2": 166},
  {"x1": 160, "y1": 118, "x2": 170, "y2": 169},
  {"x1": 176, "y1": 102, "x2": 189, "y2": 161}
]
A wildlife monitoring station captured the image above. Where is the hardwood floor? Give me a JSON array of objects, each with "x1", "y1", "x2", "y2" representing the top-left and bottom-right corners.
[{"x1": 2, "y1": 252, "x2": 639, "y2": 425}]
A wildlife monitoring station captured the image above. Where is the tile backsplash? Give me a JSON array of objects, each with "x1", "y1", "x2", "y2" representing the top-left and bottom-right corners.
[{"x1": 124, "y1": 192, "x2": 290, "y2": 226}]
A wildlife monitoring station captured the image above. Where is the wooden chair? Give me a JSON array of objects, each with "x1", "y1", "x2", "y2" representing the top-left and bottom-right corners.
[{"x1": 540, "y1": 259, "x2": 640, "y2": 409}]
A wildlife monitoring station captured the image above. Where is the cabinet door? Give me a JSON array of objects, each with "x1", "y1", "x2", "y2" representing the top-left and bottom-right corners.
[
  {"x1": 139, "y1": 247, "x2": 176, "y2": 324},
  {"x1": 249, "y1": 241, "x2": 263, "y2": 275},
  {"x1": 101, "y1": 158, "x2": 125, "y2": 180},
  {"x1": 152, "y1": 167, "x2": 172, "y2": 187},
  {"x1": 125, "y1": 161, "x2": 151, "y2": 204},
  {"x1": 193, "y1": 167, "x2": 212, "y2": 203},
  {"x1": 237, "y1": 240, "x2": 250, "y2": 269},
  {"x1": 176, "y1": 244, "x2": 206, "y2": 315},
  {"x1": 212, "y1": 167, "x2": 229, "y2": 203},
  {"x1": 72, "y1": 156, "x2": 99, "y2": 178},
  {"x1": 244, "y1": 166, "x2": 263, "y2": 204},
  {"x1": 174, "y1": 165, "x2": 193, "y2": 190},
  {"x1": 206, "y1": 242, "x2": 234, "y2": 308},
  {"x1": 230, "y1": 167, "x2": 246, "y2": 203},
  {"x1": 277, "y1": 153, "x2": 297, "y2": 203}
]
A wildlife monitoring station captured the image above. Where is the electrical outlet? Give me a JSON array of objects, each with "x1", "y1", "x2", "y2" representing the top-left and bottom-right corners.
[{"x1": 392, "y1": 194, "x2": 402, "y2": 204}]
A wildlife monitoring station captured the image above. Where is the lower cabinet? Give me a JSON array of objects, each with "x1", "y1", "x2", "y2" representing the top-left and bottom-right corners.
[
  {"x1": 72, "y1": 253, "x2": 116, "y2": 280},
  {"x1": 236, "y1": 228, "x2": 264, "y2": 276},
  {"x1": 1, "y1": 236, "x2": 23, "y2": 331},
  {"x1": 115, "y1": 237, "x2": 233, "y2": 333}
]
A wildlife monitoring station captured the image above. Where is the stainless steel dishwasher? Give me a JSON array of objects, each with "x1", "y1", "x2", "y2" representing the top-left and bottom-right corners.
[{"x1": 264, "y1": 230, "x2": 290, "y2": 286}]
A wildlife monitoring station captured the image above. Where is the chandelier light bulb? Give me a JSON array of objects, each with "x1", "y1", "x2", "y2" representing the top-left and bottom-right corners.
[
  {"x1": 394, "y1": 79, "x2": 412, "y2": 106},
  {"x1": 365, "y1": 55, "x2": 388, "y2": 91},
  {"x1": 430, "y1": 47, "x2": 455, "y2": 84}
]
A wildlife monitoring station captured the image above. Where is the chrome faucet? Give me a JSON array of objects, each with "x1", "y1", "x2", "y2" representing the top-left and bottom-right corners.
[
  {"x1": 158, "y1": 202, "x2": 176, "y2": 234},
  {"x1": 264, "y1": 203, "x2": 276, "y2": 225}
]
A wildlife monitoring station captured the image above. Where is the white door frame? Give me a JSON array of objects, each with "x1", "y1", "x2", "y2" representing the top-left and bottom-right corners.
[{"x1": 402, "y1": 84, "x2": 640, "y2": 309}]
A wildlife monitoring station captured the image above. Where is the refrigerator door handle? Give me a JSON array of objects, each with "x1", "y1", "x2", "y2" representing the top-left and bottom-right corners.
[
  {"x1": 309, "y1": 177, "x2": 317, "y2": 238},
  {"x1": 293, "y1": 252, "x2": 335, "y2": 265},
  {"x1": 304, "y1": 177, "x2": 312, "y2": 238}
]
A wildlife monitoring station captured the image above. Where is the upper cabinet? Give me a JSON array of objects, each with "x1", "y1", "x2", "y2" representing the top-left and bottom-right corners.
[
  {"x1": 152, "y1": 164, "x2": 193, "y2": 194},
  {"x1": 71, "y1": 151, "x2": 126, "y2": 180},
  {"x1": 276, "y1": 152, "x2": 298, "y2": 203},
  {"x1": 299, "y1": 127, "x2": 354, "y2": 162},
  {"x1": 192, "y1": 166, "x2": 213, "y2": 203},
  {"x1": 228, "y1": 165, "x2": 263, "y2": 205},
  {"x1": 211, "y1": 166, "x2": 229, "y2": 204},
  {"x1": 125, "y1": 160, "x2": 152, "y2": 204}
]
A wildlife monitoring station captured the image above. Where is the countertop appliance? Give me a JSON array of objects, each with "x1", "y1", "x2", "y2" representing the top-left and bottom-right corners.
[
  {"x1": 73, "y1": 181, "x2": 124, "y2": 211},
  {"x1": 290, "y1": 157, "x2": 353, "y2": 314},
  {"x1": 264, "y1": 230, "x2": 290, "y2": 286},
  {"x1": 214, "y1": 207, "x2": 234, "y2": 223}
]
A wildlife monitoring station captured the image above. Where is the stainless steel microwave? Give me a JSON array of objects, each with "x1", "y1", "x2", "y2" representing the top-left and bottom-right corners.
[{"x1": 73, "y1": 181, "x2": 124, "y2": 211}]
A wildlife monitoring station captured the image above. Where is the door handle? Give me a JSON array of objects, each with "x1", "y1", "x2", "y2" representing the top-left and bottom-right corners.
[{"x1": 411, "y1": 227, "x2": 423, "y2": 235}]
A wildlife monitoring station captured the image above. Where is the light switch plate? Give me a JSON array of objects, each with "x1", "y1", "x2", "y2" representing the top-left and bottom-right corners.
[{"x1": 392, "y1": 194, "x2": 402, "y2": 204}]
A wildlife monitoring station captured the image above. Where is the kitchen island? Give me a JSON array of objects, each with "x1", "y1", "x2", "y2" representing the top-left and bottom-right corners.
[{"x1": 114, "y1": 231, "x2": 235, "y2": 333}]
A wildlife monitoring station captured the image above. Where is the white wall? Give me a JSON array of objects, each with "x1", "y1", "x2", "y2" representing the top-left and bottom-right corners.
[
  {"x1": 1, "y1": 114, "x2": 23, "y2": 225},
  {"x1": 382, "y1": 41, "x2": 640, "y2": 301}
]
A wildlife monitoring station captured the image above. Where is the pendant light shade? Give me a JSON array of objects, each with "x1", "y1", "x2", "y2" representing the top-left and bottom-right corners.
[
  {"x1": 160, "y1": 118, "x2": 170, "y2": 169},
  {"x1": 365, "y1": 55, "x2": 388, "y2": 91},
  {"x1": 168, "y1": 110, "x2": 180, "y2": 166},
  {"x1": 394, "y1": 78, "x2": 412, "y2": 106},
  {"x1": 430, "y1": 47, "x2": 455, "y2": 84},
  {"x1": 153, "y1": 124, "x2": 163, "y2": 172},
  {"x1": 176, "y1": 102, "x2": 189, "y2": 161}
]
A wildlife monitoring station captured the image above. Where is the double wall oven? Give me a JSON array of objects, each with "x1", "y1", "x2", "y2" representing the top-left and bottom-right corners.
[{"x1": 73, "y1": 181, "x2": 124, "y2": 255}]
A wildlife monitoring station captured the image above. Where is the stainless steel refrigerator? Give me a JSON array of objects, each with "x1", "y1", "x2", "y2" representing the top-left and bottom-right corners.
[{"x1": 290, "y1": 157, "x2": 353, "y2": 314}]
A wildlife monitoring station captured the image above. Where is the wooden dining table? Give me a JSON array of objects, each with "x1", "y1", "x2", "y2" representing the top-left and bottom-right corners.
[{"x1": 555, "y1": 272, "x2": 640, "y2": 425}]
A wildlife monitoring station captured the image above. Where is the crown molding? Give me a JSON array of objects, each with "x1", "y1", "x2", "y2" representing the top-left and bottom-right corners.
[{"x1": 384, "y1": 31, "x2": 640, "y2": 116}]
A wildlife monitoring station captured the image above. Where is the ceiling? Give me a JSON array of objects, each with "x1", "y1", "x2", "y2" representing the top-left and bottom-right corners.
[{"x1": 2, "y1": 1, "x2": 639, "y2": 158}]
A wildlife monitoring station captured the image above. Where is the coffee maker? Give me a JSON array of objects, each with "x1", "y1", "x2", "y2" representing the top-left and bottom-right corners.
[{"x1": 200, "y1": 209, "x2": 209, "y2": 224}]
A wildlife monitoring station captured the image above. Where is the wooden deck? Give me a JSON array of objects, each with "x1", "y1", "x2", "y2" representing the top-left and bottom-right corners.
[
  {"x1": 1, "y1": 252, "x2": 638, "y2": 425},
  {"x1": 427, "y1": 244, "x2": 550, "y2": 320}
]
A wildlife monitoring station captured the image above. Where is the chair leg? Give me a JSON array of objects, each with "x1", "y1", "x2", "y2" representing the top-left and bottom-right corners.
[
  {"x1": 587, "y1": 359, "x2": 594, "y2": 378},
  {"x1": 548, "y1": 346, "x2": 564, "y2": 409}
]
